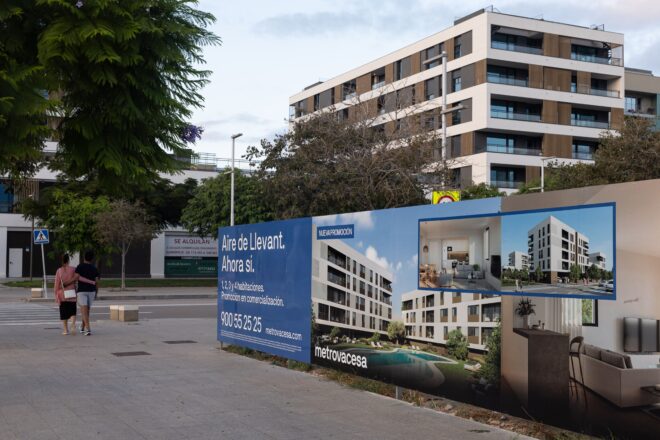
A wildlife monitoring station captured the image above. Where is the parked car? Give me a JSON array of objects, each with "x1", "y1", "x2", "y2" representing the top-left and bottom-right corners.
[{"x1": 603, "y1": 279, "x2": 614, "y2": 291}]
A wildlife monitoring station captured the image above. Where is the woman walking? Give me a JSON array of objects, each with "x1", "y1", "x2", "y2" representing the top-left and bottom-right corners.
[{"x1": 54, "y1": 254, "x2": 77, "y2": 335}]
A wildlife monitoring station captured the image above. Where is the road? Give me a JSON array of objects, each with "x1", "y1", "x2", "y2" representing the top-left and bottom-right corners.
[{"x1": 0, "y1": 299, "x2": 217, "y2": 326}]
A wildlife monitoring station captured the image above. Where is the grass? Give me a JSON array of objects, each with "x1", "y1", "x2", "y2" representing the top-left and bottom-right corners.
[{"x1": 3, "y1": 278, "x2": 217, "y2": 289}]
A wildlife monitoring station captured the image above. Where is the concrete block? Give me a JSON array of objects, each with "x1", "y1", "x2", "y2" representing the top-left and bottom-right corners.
[
  {"x1": 118, "y1": 305, "x2": 139, "y2": 322},
  {"x1": 109, "y1": 305, "x2": 120, "y2": 321},
  {"x1": 31, "y1": 288, "x2": 43, "y2": 299}
]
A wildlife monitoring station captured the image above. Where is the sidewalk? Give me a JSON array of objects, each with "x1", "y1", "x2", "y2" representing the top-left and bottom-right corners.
[
  {"x1": 0, "y1": 286, "x2": 218, "y2": 303},
  {"x1": 0, "y1": 317, "x2": 532, "y2": 440}
]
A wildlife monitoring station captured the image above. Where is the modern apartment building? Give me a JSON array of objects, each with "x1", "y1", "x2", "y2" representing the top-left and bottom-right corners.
[
  {"x1": 288, "y1": 7, "x2": 659, "y2": 192},
  {"x1": 588, "y1": 251, "x2": 607, "y2": 270},
  {"x1": 312, "y1": 230, "x2": 393, "y2": 336},
  {"x1": 507, "y1": 250, "x2": 529, "y2": 270},
  {"x1": 527, "y1": 215, "x2": 589, "y2": 283},
  {"x1": 625, "y1": 67, "x2": 660, "y2": 130},
  {"x1": 402, "y1": 290, "x2": 500, "y2": 351}
]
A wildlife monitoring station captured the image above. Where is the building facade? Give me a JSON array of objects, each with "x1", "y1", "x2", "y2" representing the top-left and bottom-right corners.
[
  {"x1": 624, "y1": 68, "x2": 660, "y2": 131},
  {"x1": 402, "y1": 290, "x2": 500, "y2": 351},
  {"x1": 588, "y1": 251, "x2": 607, "y2": 270},
  {"x1": 288, "y1": 7, "x2": 660, "y2": 192},
  {"x1": 507, "y1": 250, "x2": 529, "y2": 270},
  {"x1": 312, "y1": 231, "x2": 393, "y2": 336},
  {"x1": 527, "y1": 215, "x2": 589, "y2": 283}
]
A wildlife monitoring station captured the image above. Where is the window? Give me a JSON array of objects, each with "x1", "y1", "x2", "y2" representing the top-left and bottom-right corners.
[
  {"x1": 452, "y1": 76, "x2": 462, "y2": 92},
  {"x1": 451, "y1": 307, "x2": 457, "y2": 317},
  {"x1": 421, "y1": 43, "x2": 444, "y2": 70},
  {"x1": 624, "y1": 96, "x2": 640, "y2": 113},
  {"x1": 0, "y1": 183, "x2": 14, "y2": 213},
  {"x1": 453, "y1": 37, "x2": 462, "y2": 58},
  {"x1": 343, "y1": 80, "x2": 357, "y2": 100},
  {"x1": 573, "y1": 140, "x2": 598, "y2": 160},
  {"x1": 394, "y1": 57, "x2": 411, "y2": 81},
  {"x1": 468, "y1": 305, "x2": 478, "y2": 315},
  {"x1": 425, "y1": 77, "x2": 440, "y2": 101},
  {"x1": 468, "y1": 327, "x2": 478, "y2": 337},
  {"x1": 582, "y1": 299, "x2": 598, "y2": 326}
]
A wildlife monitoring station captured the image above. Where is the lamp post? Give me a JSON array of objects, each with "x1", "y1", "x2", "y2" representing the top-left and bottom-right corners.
[
  {"x1": 230, "y1": 133, "x2": 243, "y2": 226},
  {"x1": 540, "y1": 156, "x2": 557, "y2": 193}
]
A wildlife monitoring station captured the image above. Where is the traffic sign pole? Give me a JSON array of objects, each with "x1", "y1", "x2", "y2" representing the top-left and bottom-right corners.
[{"x1": 41, "y1": 243, "x2": 47, "y2": 299}]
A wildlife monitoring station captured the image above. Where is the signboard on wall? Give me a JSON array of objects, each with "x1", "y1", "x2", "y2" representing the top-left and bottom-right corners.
[
  {"x1": 432, "y1": 190, "x2": 460, "y2": 204},
  {"x1": 165, "y1": 235, "x2": 217, "y2": 257}
]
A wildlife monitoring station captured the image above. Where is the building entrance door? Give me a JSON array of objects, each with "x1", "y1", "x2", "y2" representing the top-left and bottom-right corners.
[{"x1": 8, "y1": 248, "x2": 23, "y2": 277}]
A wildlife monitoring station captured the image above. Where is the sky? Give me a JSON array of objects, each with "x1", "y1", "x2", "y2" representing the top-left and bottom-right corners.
[
  {"x1": 501, "y1": 205, "x2": 615, "y2": 270},
  {"x1": 190, "y1": 0, "x2": 660, "y2": 160},
  {"x1": 313, "y1": 197, "x2": 501, "y2": 318}
]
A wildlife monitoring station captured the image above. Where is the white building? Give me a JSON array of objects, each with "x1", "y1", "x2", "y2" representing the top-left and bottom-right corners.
[
  {"x1": 312, "y1": 230, "x2": 393, "y2": 335},
  {"x1": 289, "y1": 7, "x2": 633, "y2": 193},
  {"x1": 588, "y1": 251, "x2": 607, "y2": 270},
  {"x1": 402, "y1": 290, "x2": 500, "y2": 351},
  {"x1": 527, "y1": 215, "x2": 589, "y2": 283},
  {"x1": 508, "y1": 251, "x2": 529, "y2": 270}
]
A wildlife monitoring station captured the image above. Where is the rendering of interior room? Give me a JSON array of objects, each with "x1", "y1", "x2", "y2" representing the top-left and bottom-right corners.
[
  {"x1": 499, "y1": 180, "x2": 660, "y2": 439},
  {"x1": 419, "y1": 216, "x2": 501, "y2": 292}
]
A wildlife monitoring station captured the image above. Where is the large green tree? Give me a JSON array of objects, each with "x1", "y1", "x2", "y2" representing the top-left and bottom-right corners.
[
  {"x1": 181, "y1": 171, "x2": 272, "y2": 239},
  {"x1": 0, "y1": 1, "x2": 51, "y2": 178}
]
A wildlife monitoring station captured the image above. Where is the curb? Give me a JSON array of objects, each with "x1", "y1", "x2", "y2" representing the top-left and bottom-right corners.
[{"x1": 26, "y1": 294, "x2": 218, "y2": 303}]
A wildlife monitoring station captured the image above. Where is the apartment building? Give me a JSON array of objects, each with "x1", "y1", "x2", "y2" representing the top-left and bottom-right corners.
[
  {"x1": 288, "y1": 7, "x2": 646, "y2": 192},
  {"x1": 402, "y1": 290, "x2": 500, "y2": 351},
  {"x1": 527, "y1": 215, "x2": 589, "y2": 283},
  {"x1": 625, "y1": 67, "x2": 660, "y2": 130},
  {"x1": 507, "y1": 250, "x2": 529, "y2": 270},
  {"x1": 588, "y1": 251, "x2": 607, "y2": 270},
  {"x1": 312, "y1": 231, "x2": 393, "y2": 336}
]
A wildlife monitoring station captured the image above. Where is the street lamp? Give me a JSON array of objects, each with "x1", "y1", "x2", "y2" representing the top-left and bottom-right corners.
[
  {"x1": 230, "y1": 133, "x2": 243, "y2": 226},
  {"x1": 540, "y1": 156, "x2": 557, "y2": 193}
]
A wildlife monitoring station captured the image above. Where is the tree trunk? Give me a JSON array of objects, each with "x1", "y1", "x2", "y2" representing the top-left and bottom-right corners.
[{"x1": 121, "y1": 243, "x2": 126, "y2": 291}]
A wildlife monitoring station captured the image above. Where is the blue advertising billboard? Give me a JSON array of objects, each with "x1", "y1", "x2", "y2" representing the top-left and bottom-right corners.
[{"x1": 218, "y1": 218, "x2": 312, "y2": 363}]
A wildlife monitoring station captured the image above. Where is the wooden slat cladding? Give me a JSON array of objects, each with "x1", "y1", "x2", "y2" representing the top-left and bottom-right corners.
[
  {"x1": 529, "y1": 65, "x2": 544, "y2": 89},
  {"x1": 557, "y1": 103, "x2": 571, "y2": 125},
  {"x1": 334, "y1": 85, "x2": 343, "y2": 103},
  {"x1": 445, "y1": 38, "x2": 455, "y2": 62},
  {"x1": 526, "y1": 166, "x2": 541, "y2": 183},
  {"x1": 475, "y1": 60, "x2": 487, "y2": 85},
  {"x1": 414, "y1": 82, "x2": 424, "y2": 104},
  {"x1": 384, "y1": 120, "x2": 396, "y2": 137},
  {"x1": 542, "y1": 100, "x2": 558, "y2": 124},
  {"x1": 543, "y1": 134, "x2": 572, "y2": 158},
  {"x1": 559, "y1": 37, "x2": 571, "y2": 59},
  {"x1": 356, "y1": 73, "x2": 371, "y2": 95},
  {"x1": 611, "y1": 108, "x2": 624, "y2": 129},
  {"x1": 460, "y1": 132, "x2": 474, "y2": 156},
  {"x1": 384, "y1": 63, "x2": 394, "y2": 84},
  {"x1": 543, "y1": 67, "x2": 571, "y2": 92},
  {"x1": 543, "y1": 34, "x2": 559, "y2": 57},
  {"x1": 306, "y1": 96, "x2": 315, "y2": 113},
  {"x1": 576, "y1": 71, "x2": 591, "y2": 94},
  {"x1": 411, "y1": 52, "x2": 421, "y2": 75}
]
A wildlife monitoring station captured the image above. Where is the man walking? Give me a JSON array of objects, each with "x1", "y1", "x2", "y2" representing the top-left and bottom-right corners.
[{"x1": 76, "y1": 250, "x2": 100, "y2": 336}]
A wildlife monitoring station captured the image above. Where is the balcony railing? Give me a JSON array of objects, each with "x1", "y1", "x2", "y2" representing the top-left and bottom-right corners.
[
  {"x1": 372, "y1": 81, "x2": 386, "y2": 90},
  {"x1": 479, "y1": 144, "x2": 542, "y2": 156},
  {"x1": 589, "y1": 88, "x2": 620, "y2": 98},
  {"x1": 487, "y1": 74, "x2": 529, "y2": 87},
  {"x1": 491, "y1": 110, "x2": 542, "y2": 122},
  {"x1": 572, "y1": 152, "x2": 594, "y2": 160},
  {"x1": 571, "y1": 53, "x2": 622, "y2": 66},
  {"x1": 491, "y1": 180, "x2": 524, "y2": 189},
  {"x1": 570, "y1": 119, "x2": 609, "y2": 129},
  {"x1": 491, "y1": 41, "x2": 543, "y2": 55}
]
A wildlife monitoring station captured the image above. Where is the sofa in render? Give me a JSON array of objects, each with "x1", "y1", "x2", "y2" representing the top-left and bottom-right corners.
[{"x1": 577, "y1": 344, "x2": 660, "y2": 407}]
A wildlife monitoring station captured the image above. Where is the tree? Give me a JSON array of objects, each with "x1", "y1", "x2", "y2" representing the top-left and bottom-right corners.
[
  {"x1": 181, "y1": 171, "x2": 272, "y2": 239},
  {"x1": 446, "y1": 329, "x2": 469, "y2": 361},
  {"x1": 369, "y1": 332, "x2": 381, "y2": 343},
  {"x1": 329, "y1": 326, "x2": 341, "y2": 340},
  {"x1": 0, "y1": 1, "x2": 51, "y2": 179},
  {"x1": 534, "y1": 265, "x2": 543, "y2": 283},
  {"x1": 139, "y1": 177, "x2": 199, "y2": 228},
  {"x1": 460, "y1": 183, "x2": 506, "y2": 200},
  {"x1": 387, "y1": 321, "x2": 405, "y2": 345},
  {"x1": 587, "y1": 264, "x2": 600, "y2": 282},
  {"x1": 36, "y1": 0, "x2": 220, "y2": 195},
  {"x1": 42, "y1": 189, "x2": 113, "y2": 258},
  {"x1": 94, "y1": 200, "x2": 157, "y2": 290},
  {"x1": 246, "y1": 99, "x2": 455, "y2": 219},
  {"x1": 479, "y1": 321, "x2": 501, "y2": 387},
  {"x1": 569, "y1": 263, "x2": 581, "y2": 283}
]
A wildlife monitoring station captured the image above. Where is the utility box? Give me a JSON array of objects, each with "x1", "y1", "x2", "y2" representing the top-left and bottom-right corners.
[
  {"x1": 31, "y1": 288, "x2": 43, "y2": 299},
  {"x1": 118, "y1": 305, "x2": 139, "y2": 322},
  {"x1": 109, "y1": 305, "x2": 120, "y2": 321}
]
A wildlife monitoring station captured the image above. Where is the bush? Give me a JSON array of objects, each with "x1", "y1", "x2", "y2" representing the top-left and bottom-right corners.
[
  {"x1": 369, "y1": 332, "x2": 381, "y2": 343},
  {"x1": 479, "y1": 322, "x2": 501, "y2": 387},
  {"x1": 445, "y1": 329, "x2": 469, "y2": 361}
]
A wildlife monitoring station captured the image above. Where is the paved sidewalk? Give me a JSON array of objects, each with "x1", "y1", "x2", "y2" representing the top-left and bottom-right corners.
[
  {"x1": 0, "y1": 286, "x2": 218, "y2": 303},
  {"x1": 0, "y1": 318, "x2": 532, "y2": 440}
]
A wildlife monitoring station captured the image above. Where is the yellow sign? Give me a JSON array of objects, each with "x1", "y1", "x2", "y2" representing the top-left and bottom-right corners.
[{"x1": 432, "y1": 190, "x2": 460, "y2": 204}]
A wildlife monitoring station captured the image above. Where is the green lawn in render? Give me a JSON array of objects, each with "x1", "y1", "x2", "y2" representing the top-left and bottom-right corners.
[{"x1": 3, "y1": 278, "x2": 217, "y2": 289}]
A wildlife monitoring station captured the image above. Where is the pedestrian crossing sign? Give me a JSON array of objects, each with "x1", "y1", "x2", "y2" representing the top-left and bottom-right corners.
[{"x1": 33, "y1": 229, "x2": 49, "y2": 244}]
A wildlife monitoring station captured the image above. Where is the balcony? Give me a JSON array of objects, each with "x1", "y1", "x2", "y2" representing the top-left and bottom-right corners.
[
  {"x1": 371, "y1": 81, "x2": 386, "y2": 90},
  {"x1": 572, "y1": 152, "x2": 594, "y2": 160},
  {"x1": 487, "y1": 73, "x2": 528, "y2": 87},
  {"x1": 491, "y1": 180, "x2": 525, "y2": 189},
  {"x1": 480, "y1": 144, "x2": 542, "y2": 156},
  {"x1": 570, "y1": 119, "x2": 609, "y2": 129},
  {"x1": 491, "y1": 110, "x2": 541, "y2": 122},
  {"x1": 589, "y1": 88, "x2": 620, "y2": 98},
  {"x1": 571, "y1": 53, "x2": 622, "y2": 66},
  {"x1": 491, "y1": 40, "x2": 543, "y2": 55}
]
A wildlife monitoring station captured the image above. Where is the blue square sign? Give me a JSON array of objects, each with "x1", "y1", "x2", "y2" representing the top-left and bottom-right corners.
[{"x1": 33, "y1": 229, "x2": 49, "y2": 244}]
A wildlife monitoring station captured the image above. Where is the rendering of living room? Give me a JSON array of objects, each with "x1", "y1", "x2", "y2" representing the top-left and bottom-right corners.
[
  {"x1": 418, "y1": 216, "x2": 501, "y2": 292},
  {"x1": 498, "y1": 180, "x2": 660, "y2": 438}
]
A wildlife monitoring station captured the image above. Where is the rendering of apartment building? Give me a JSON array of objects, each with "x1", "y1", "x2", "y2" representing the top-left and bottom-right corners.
[
  {"x1": 312, "y1": 232, "x2": 393, "y2": 336},
  {"x1": 507, "y1": 250, "x2": 529, "y2": 270},
  {"x1": 588, "y1": 251, "x2": 607, "y2": 270},
  {"x1": 289, "y1": 7, "x2": 659, "y2": 192},
  {"x1": 402, "y1": 290, "x2": 500, "y2": 351},
  {"x1": 528, "y1": 215, "x2": 589, "y2": 283}
]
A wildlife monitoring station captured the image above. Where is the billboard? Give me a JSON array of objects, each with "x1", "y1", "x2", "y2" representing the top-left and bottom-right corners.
[{"x1": 218, "y1": 180, "x2": 660, "y2": 439}]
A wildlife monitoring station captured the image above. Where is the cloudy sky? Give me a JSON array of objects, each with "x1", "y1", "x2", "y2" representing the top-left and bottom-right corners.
[{"x1": 192, "y1": 0, "x2": 660, "y2": 160}]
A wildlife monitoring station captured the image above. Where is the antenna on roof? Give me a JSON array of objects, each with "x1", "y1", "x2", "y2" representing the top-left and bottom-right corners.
[{"x1": 590, "y1": 24, "x2": 605, "y2": 31}]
